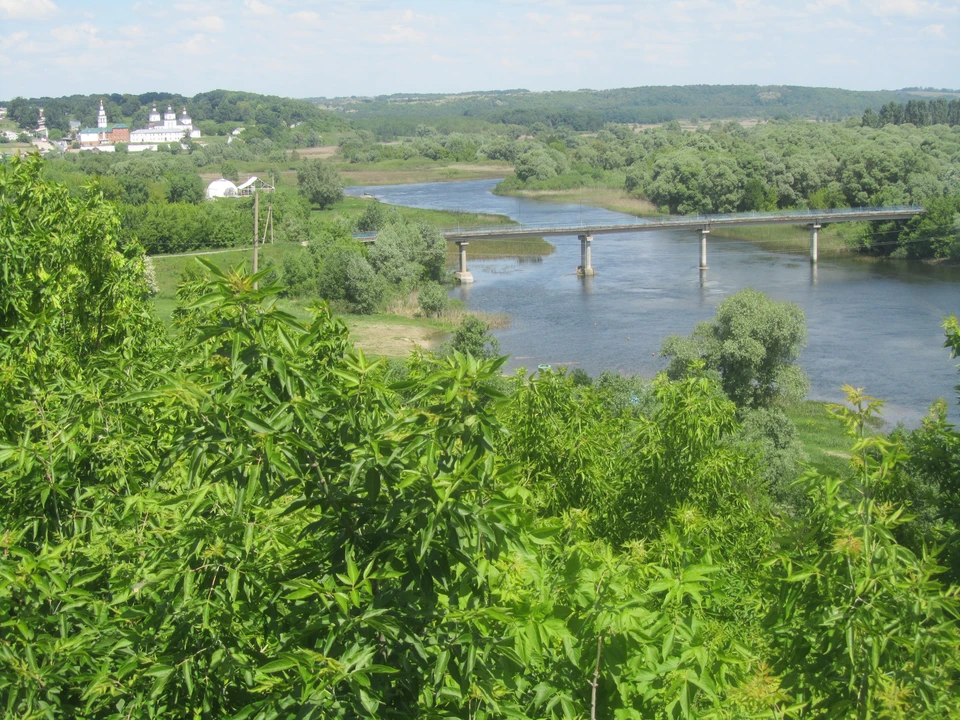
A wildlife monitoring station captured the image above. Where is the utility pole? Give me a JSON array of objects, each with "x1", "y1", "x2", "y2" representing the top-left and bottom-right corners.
[{"x1": 253, "y1": 189, "x2": 259, "y2": 289}]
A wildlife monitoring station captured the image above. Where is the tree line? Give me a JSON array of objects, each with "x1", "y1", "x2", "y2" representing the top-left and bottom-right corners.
[
  {"x1": 4, "y1": 153, "x2": 960, "y2": 719},
  {"x1": 862, "y1": 97, "x2": 960, "y2": 128},
  {"x1": 309, "y1": 85, "x2": 914, "y2": 131}
]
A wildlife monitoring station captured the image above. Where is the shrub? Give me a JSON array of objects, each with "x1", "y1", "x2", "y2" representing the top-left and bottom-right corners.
[
  {"x1": 418, "y1": 282, "x2": 448, "y2": 317},
  {"x1": 450, "y1": 315, "x2": 500, "y2": 358}
]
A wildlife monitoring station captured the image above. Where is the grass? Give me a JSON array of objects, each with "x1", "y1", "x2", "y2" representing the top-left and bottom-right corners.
[
  {"x1": 711, "y1": 222, "x2": 866, "y2": 255},
  {"x1": 784, "y1": 400, "x2": 857, "y2": 477},
  {"x1": 333, "y1": 159, "x2": 513, "y2": 186},
  {"x1": 150, "y1": 242, "x2": 300, "y2": 299},
  {"x1": 497, "y1": 185, "x2": 662, "y2": 217}
]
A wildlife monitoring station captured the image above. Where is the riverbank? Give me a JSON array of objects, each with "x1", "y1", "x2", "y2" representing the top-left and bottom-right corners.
[
  {"x1": 710, "y1": 222, "x2": 865, "y2": 255},
  {"x1": 148, "y1": 192, "x2": 534, "y2": 357},
  {"x1": 493, "y1": 185, "x2": 662, "y2": 217}
]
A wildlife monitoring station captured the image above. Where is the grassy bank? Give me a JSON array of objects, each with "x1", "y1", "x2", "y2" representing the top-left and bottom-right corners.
[
  {"x1": 338, "y1": 160, "x2": 513, "y2": 186},
  {"x1": 710, "y1": 222, "x2": 865, "y2": 255},
  {"x1": 495, "y1": 185, "x2": 662, "y2": 217},
  {"x1": 784, "y1": 400, "x2": 855, "y2": 477}
]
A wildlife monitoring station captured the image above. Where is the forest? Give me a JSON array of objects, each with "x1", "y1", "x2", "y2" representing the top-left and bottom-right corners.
[
  {"x1": 3, "y1": 150, "x2": 960, "y2": 719},
  {"x1": 309, "y1": 85, "x2": 918, "y2": 135}
]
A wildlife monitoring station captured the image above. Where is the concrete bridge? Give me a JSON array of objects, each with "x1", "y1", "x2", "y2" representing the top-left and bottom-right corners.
[{"x1": 353, "y1": 205, "x2": 923, "y2": 283}]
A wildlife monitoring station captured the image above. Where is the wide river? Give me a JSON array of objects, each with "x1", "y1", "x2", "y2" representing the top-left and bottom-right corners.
[{"x1": 348, "y1": 179, "x2": 960, "y2": 426}]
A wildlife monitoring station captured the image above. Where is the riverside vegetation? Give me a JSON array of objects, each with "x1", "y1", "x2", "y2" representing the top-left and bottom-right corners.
[{"x1": 4, "y1": 147, "x2": 960, "y2": 719}]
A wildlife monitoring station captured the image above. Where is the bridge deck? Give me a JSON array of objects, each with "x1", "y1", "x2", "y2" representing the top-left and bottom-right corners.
[{"x1": 353, "y1": 206, "x2": 923, "y2": 242}]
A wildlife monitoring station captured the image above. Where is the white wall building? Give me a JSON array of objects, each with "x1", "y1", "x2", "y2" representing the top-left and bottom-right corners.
[{"x1": 129, "y1": 105, "x2": 200, "y2": 144}]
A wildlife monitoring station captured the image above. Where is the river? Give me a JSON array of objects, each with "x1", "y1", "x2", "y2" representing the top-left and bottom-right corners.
[{"x1": 348, "y1": 178, "x2": 960, "y2": 426}]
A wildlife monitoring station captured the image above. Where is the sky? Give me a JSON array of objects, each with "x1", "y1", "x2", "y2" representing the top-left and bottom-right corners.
[{"x1": 1, "y1": 0, "x2": 958, "y2": 100}]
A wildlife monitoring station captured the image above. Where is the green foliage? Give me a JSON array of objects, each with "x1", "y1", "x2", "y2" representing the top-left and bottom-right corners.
[
  {"x1": 297, "y1": 159, "x2": 344, "y2": 209},
  {"x1": 165, "y1": 171, "x2": 205, "y2": 204},
  {"x1": 662, "y1": 288, "x2": 809, "y2": 409},
  {"x1": 449, "y1": 315, "x2": 500, "y2": 359},
  {"x1": 765, "y1": 387, "x2": 960, "y2": 719},
  {"x1": 2, "y1": 156, "x2": 959, "y2": 720},
  {"x1": 355, "y1": 199, "x2": 395, "y2": 232},
  {"x1": 417, "y1": 282, "x2": 448, "y2": 317},
  {"x1": 737, "y1": 406, "x2": 807, "y2": 509},
  {"x1": 0, "y1": 155, "x2": 157, "y2": 377}
]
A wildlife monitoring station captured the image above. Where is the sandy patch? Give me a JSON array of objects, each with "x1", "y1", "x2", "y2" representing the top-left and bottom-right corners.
[{"x1": 348, "y1": 322, "x2": 446, "y2": 357}]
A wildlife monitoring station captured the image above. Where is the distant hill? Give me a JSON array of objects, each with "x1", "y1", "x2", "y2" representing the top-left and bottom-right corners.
[{"x1": 305, "y1": 85, "x2": 914, "y2": 132}]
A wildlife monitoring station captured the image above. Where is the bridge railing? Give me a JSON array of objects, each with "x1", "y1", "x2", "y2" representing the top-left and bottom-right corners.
[{"x1": 352, "y1": 206, "x2": 924, "y2": 240}]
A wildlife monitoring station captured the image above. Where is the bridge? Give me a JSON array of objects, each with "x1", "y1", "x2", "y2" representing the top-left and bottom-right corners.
[{"x1": 353, "y1": 205, "x2": 924, "y2": 283}]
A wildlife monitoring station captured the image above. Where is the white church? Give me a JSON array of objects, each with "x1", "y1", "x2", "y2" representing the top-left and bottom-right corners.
[{"x1": 129, "y1": 105, "x2": 201, "y2": 144}]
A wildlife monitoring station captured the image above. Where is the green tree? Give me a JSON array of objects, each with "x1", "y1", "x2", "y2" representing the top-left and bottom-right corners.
[
  {"x1": 220, "y1": 161, "x2": 239, "y2": 181},
  {"x1": 297, "y1": 158, "x2": 344, "y2": 209},
  {"x1": 166, "y1": 171, "x2": 204, "y2": 204},
  {"x1": 661, "y1": 289, "x2": 808, "y2": 409},
  {"x1": 417, "y1": 282, "x2": 448, "y2": 317},
  {"x1": 449, "y1": 315, "x2": 500, "y2": 358}
]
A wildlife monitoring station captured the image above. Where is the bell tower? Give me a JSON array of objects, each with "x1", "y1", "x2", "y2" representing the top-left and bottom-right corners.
[{"x1": 97, "y1": 99, "x2": 107, "y2": 128}]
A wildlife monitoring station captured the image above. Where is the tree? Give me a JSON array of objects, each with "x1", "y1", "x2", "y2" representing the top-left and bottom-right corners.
[
  {"x1": 297, "y1": 159, "x2": 344, "y2": 209},
  {"x1": 418, "y1": 282, "x2": 448, "y2": 317},
  {"x1": 220, "y1": 161, "x2": 239, "y2": 182},
  {"x1": 449, "y1": 315, "x2": 500, "y2": 359},
  {"x1": 166, "y1": 172, "x2": 204, "y2": 204},
  {"x1": 661, "y1": 289, "x2": 808, "y2": 409}
]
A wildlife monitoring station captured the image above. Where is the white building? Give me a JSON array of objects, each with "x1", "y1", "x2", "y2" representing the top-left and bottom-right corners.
[
  {"x1": 78, "y1": 100, "x2": 129, "y2": 146},
  {"x1": 206, "y1": 176, "x2": 274, "y2": 200},
  {"x1": 129, "y1": 105, "x2": 200, "y2": 144}
]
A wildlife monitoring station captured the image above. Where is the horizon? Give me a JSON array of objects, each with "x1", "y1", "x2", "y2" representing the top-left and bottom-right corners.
[{"x1": 1, "y1": 0, "x2": 958, "y2": 100}]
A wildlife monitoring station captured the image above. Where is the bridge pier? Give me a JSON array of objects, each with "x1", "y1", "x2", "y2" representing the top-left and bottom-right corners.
[
  {"x1": 454, "y1": 241, "x2": 474, "y2": 283},
  {"x1": 809, "y1": 223, "x2": 821, "y2": 263},
  {"x1": 578, "y1": 234, "x2": 595, "y2": 276},
  {"x1": 698, "y1": 227, "x2": 710, "y2": 269}
]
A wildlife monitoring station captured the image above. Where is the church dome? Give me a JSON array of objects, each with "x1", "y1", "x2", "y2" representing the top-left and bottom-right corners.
[
  {"x1": 180, "y1": 107, "x2": 192, "y2": 125},
  {"x1": 149, "y1": 105, "x2": 161, "y2": 122}
]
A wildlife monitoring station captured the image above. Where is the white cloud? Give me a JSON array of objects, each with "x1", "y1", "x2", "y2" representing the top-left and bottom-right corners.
[
  {"x1": 525, "y1": 11, "x2": 552, "y2": 23},
  {"x1": 291, "y1": 10, "x2": 321, "y2": 24},
  {"x1": 376, "y1": 23, "x2": 426, "y2": 44},
  {"x1": 50, "y1": 23, "x2": 104, "y2": 47},
  {"x1": 0, "y1": 0, "x2": 57, "y2": 19},
  {"x1": 866, "y1": 0, "x2": 943, "y2": 16},
  {"x1": 243, "y1": 0, "x2": 275, "y2": 15},
  {"x1": 922, "y1": 21, "x2": 946, "y2": 32},
  {"x1": 177, "y1": 32, "x2": 215, "y2": 54},
  {"x1": 183, "y1": 15, "x2": 225, "y2": 32}
]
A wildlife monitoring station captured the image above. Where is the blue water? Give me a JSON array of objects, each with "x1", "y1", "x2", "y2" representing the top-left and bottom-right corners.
[{"x1": 349, "y1": 179, "x2": 960, "y2": 426}]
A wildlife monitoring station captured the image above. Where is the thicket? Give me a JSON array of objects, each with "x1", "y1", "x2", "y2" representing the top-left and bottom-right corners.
[
  {"x1": 3, "y1": 156, "x2": 960, "y2": 718},
  {"x1": 281, "y1": 207, "x2": 447, "y2": 315}
]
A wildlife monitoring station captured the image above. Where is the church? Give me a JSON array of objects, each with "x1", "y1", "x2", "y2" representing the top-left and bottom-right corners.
[
  {"x1": 130, "y1": 104, "x2": 201, "y2": 144},
  {"x1": 78, "y1": 100, "x2": 129, "y2": 146}
]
